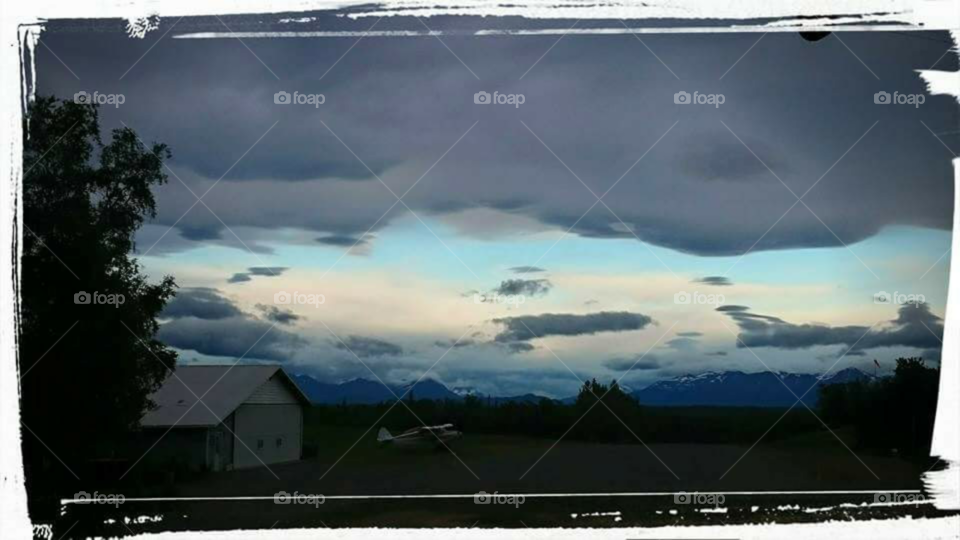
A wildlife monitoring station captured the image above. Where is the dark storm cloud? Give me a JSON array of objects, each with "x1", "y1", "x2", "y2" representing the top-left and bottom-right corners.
[
  {"x1": 228, "y1": 266, "x2": 289, "y2": 283},
  {"x1": 157, "y1": 288, "x2": 305, "y2": 361},
  {"x1": 493, "y1": 278, "x2": 552, "y2": 297},
  {"x1": 433, "y1": 338, "x2": 479, "y2": 349},
  {"x1": 493, "y1": 311, "x2": 655, "y2": 343},
  {"x1": 681, "y1": 138, "x2": 789, "y2": 182},
  {"x1": 256, "y1": 304, "x2": 302, "y2": 325},
  {"x1": 36, "y1": 30, "x2": 956, "y2": 257},
  {"x1": 315, "y1": 234, "x2": 370, "y2": 248},
  {"x1": 603, "y1": 356, "x2": 661, "y2": 371},
  {"x1": 676, "y1": 331, "x2": 703, "y2": 337},
  {"x1": 692, "y1": 276, "x2": 733, "y2": 287},
  {"x1": 161, "y1": 287, "x2": 243, "y2": 320},
  {"x1": 719, "y1": 303, "x2": 943, "y2": 353},
  {"x1": 158, "y1": 316, "x2": 306, "y2": 361},
  {"x1": 334, "y1": 335, "x2": 404, "y2": 357},
  {"x1": 509, "y1": 266, "x2": 546, "y2": 274},
  {"x1": 506, "y1": 342, "x2": 536, "y2": 354}
]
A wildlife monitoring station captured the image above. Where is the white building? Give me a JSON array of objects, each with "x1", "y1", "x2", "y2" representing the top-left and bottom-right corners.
[{"x1": 140, "y1": 365, "x2": 310, "y2": 471}]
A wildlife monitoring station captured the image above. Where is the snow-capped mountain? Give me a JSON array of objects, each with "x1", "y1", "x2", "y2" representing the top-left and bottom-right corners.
[
  {"x1": 631, "y1": 368, "x2": 874, "y2": 407},
  {"x1": 292, "y1": 368, "x2": 875, "y2": 407}
]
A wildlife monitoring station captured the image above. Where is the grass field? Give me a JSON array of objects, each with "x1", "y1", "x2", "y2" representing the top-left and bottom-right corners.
[{"x1": 66, "y1": 423, "x2": 940, "y2": 533}]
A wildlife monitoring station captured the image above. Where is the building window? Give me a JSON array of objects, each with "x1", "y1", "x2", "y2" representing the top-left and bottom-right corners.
[
  {"x1": 257, "y1": 439, "x2": 264, "y2": 450},
  {"x1": 276, "y1": 437, "x2": 283, "y2": 448}
]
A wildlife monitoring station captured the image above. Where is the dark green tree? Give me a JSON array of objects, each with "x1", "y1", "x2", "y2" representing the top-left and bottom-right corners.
[{"x1": 20, "y1": 97, "x2": 177, "y2": 519}]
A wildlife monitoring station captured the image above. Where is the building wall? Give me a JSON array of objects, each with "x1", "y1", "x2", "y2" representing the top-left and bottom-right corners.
[
  {"x1": 233, "y1": 403, "x2": 302, "y2": 468},
  {"x1": 232, "y1": 371, "x2": 303, "y2": 468},
  {"x1": 206, "y1": 412, "x2": 235, "y2": 471}
]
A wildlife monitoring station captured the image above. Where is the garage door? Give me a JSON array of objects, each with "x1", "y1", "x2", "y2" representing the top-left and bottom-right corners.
[{"x1": 233, "y1": 403, "x2": 302, "y2": 468}]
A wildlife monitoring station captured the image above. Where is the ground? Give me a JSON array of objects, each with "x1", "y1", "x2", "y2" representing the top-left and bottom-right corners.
[{"x1": 70, "y1": 427, "x2": 946, "y2": 533}]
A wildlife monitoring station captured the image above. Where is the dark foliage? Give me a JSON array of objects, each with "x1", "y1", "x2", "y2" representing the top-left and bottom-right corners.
[
  {"x1": 819, "y1": 357, "x2": 939, "y2": 457},
  {"x1": 20, "y1": 97, "x2": 178, "y2": 520}
]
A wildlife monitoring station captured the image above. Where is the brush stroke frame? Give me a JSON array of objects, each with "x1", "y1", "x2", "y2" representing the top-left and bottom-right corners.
[{"x1": 1, "y1": 1, "x2": 959, "y2": 538}]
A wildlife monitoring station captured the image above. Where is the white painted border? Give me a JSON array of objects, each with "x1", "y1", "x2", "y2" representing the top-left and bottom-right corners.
[{"x1": 2, "y1": 2, "x2": 959, "y2": 539}]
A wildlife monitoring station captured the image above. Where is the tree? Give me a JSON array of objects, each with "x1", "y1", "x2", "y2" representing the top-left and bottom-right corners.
[
  {"x1": 20, "y1": 97, "x2": 177, "y2": 520},
  {"x1": 818, "y1": 357, "x2": 939, "y2": 457},
  {"x1": 572, "y1": 379, "x2": 643, "y2": 442}
]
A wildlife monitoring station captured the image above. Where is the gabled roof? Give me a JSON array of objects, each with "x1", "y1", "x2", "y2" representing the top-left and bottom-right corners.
[{"x1": 140, "y1": 365, "x2": 310, "y2": 428}]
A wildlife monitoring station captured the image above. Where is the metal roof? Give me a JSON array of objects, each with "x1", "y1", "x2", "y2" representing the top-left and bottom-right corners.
[{"x1": 140, "y1": 365, "x2": 310, "y2": 428}]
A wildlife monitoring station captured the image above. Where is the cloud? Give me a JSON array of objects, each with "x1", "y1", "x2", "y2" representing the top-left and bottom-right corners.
[
  {"x1": 43, "y1": 31, "x2": 951, "y2": 259},
  {"x1": 334, "y1": 335, "x2": 404, "y2": 357},
  {"x1": 665, "y1": 337, "x2": 698, "y2": 351},
  {"x1": 228, "y1": 266, "x2": 290, "y2": 283},
  {"x1": 315, "y1": 234, "x2": 374, "y2": 255},
  {"x1": 256, "y1": 303, "x2": 302, "y2": 325},
  {"x1": 603, "y1": 356, "x2": 661, "y2": 371},
  {"x1": 706, "y1": 351, "x2": 728, "y2": 357},
  {"x1": 493, "y1": 311, "x2": 655, "y2": 343},
  {"x1": 506, "y1": 342, "x2": 536, "y2": 354},
  {"x1": 433, "y1": 338, "x2": 479, "y2": 349},
  {"x1": 509, "y1": 266, "x2": 546, "y2": 274},
  {"x1": 676, "y1": 331, "x2": 703, "y2": 338},
  {"x1": 493, "y1": 278, "x2": 552, "y2": 297},
  {"x1": 692, "y1": 276, "x2": 733, "y2": 287},
  {"x1": 158, "y1": 316, "x2": 306, "y2": 362},
  {"x1": 158, "y1": 289, "x2": 305, "y2": 361},
  {"x1": 162, "y1": 287, "x2": 243, "y2": 320},
  {"x1": 718, "y1": 303, "x2": 943, "y2": 354},
  {"x1": 227, "y1": 273, "x2": 253, "y2": 283}
]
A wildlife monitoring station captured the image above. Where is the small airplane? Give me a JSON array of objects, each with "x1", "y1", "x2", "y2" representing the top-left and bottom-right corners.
[{"x1": 377, "y1": 424, "x2": 463, "y2": 447}]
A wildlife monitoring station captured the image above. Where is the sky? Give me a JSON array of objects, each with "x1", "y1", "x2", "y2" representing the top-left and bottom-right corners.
[{"x1": 34, "y1": 14, "x2": 959, "y2": 397}]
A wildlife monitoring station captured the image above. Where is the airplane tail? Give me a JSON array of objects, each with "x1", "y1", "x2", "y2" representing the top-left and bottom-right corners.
[{"x1": 377, "y1": 427, "x2": 392, "y2": 443}]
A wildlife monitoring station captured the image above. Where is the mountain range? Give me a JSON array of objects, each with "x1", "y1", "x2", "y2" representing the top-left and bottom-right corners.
[{"x1": 292, "y1": 367, "x2": 875, "y2": 408}]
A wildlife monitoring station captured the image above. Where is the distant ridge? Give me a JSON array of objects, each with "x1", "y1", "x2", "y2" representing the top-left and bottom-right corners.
[
  {"x1": 630, "y1": 368, "x2": 874, "y2": 407},
  {"x1": 292, "y1": 368, "x2": 875, "y2": 407}
]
